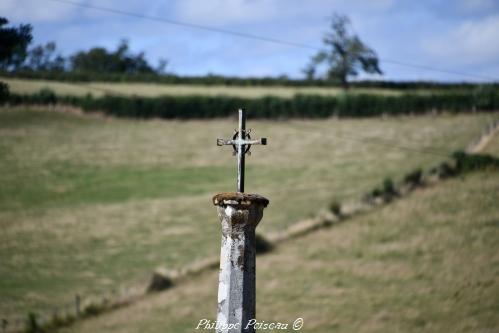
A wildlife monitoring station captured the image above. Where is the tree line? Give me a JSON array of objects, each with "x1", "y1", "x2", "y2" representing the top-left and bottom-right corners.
[
  {"x1": 0, "y1": 14, "x2": 496, "y2": 90},
  {"x1": 0, "y1": 17, "x2": 167, "y2": 75},
  {"x1": 1, "y1": 14, "x2": 383, "y2": 88}
]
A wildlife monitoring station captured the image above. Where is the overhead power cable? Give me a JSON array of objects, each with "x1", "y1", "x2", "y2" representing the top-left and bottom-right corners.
[
  {"x1": 45, "y1": 0, "x2": 497, "y2": 81},
  {"x1": 17, "y1": 0, "x2": 494, "y2": 160}
]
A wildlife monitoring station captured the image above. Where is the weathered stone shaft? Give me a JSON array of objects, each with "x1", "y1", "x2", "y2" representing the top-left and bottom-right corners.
[{"x1": 213, "y1": 193, "x2": 269, "y2": 333}]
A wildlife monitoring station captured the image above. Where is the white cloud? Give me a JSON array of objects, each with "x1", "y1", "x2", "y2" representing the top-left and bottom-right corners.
[{"x1": 422, "y1": 14, "x2": 499, "y2": 67}]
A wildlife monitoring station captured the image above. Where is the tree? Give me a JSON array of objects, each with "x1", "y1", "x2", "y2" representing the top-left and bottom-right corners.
[
  {"x1": 70, "y1": 39, "x2": 155, "y2": 74},
  {"x1": 156, "y1": 58, "x2": 169, "y2": 75},
  {"x1": 26, "y1": 42, "x2": 65, "y2": 72},
  {"x1": 0, "y1": 17, "x2": 32, "y2": 71},
  {"x1": 306, "y1": 14, "x2": 382, "y2": 88},
  {"x1": 302, "y1": 63, "x2": 316, "y2": 81}
]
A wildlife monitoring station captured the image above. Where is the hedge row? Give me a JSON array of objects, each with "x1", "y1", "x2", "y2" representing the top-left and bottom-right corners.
[
  {"x1": 4, "y1": 88, "x2": 499, "y2": 119},
  {"x1": 452, "y1": 151, "x2": 499, "y2": 173}
]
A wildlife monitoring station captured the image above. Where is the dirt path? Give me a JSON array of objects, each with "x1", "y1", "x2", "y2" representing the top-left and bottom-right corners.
[{"x1": 468, "y1": 122, "x2": 499, "y2": 153}]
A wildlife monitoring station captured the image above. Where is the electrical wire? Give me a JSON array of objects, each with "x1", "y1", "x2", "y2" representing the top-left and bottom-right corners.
[{"x1": 45, "y1": 0, "x2": 498, "y2": 81}]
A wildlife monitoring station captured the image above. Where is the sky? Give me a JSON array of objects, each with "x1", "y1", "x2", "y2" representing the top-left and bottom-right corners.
[{"x1": 2, "y1": 0, "x2": 499, "y2": 82}]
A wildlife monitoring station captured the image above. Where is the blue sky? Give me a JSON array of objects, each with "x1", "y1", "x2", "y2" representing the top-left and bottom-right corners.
[{"x1": 3, "y1": 0, "x2": 499, "y2": 82}]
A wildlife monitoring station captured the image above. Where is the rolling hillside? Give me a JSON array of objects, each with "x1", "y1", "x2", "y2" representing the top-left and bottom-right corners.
[
  {"x1": 60, "y1": 167, "x2": 499, "y2": 333},
  {"x1": 0, "y1": 107, "x2": 496, "y2": 320}
]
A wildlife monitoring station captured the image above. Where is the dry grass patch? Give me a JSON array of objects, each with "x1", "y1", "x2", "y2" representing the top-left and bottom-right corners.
[{"x1": 1, "y1": 77, "x2": 409, "y2": 98}]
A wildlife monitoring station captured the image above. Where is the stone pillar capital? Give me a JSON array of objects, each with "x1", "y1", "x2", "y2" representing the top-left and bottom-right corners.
[
  {"x1": 213, "y1": 192, "x2": 269, "y2": 235},
  {"x1": 213, "y1": 192, "x2": 269, "y2": 208}
]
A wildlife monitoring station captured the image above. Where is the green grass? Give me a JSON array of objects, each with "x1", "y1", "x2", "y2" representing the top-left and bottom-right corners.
[
  {"x1": 61, "y1": 170, "x2": 499, "y2": 333},
  {"x1": 1, "y1": 77, "x2": 427, "y2": 98},
  {"x1": 0, "y1": 107, "x2": 496, "y2": 318}
]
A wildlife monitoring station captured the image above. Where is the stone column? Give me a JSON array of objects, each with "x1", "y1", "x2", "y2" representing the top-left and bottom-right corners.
[{"x1": 213, "y1": 192, "x2": 269, "y2": 333}]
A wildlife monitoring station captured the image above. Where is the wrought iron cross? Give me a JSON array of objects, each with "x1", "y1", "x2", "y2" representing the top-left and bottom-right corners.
[{"x1": 217, "y1": 109, "x2": 267, "y2": 193}]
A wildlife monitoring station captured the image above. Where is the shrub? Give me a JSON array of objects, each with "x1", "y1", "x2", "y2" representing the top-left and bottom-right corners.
[
  {"x1": 328, "y1": 200, "x2": 342, "y2": 216},
  {"x1": 82, "y1": 303, "x2": 104, "y2": 317},
  {"x1": 371, "y1": 187, "x2": 382, "y2": 198},
  {"x1": 382, "y1": 177, "x2": 396, "y2": 195},
  {"x1": 147, "y1": 269, "x2": 174, "y2": 292},
  {"x1": 452, "y1": 151, "x2": 499, "y2": 173},
  {"x1": 35, "y1": 88, "x2": 57, "y2": 104},
  {"x1": 381, "y1": 177, "x2": 398, "y2": 202},
  {"x1": 0, "y1": 81, "x2": 9, "y2": 103},
  {"x1": 25, "y1": 312, "x2": 41, "y2": 333},
  {"x1": 403, "y1": 168, "x2": 423, "y2": 187},
  {"x1": 437, "y1": 161, "x2": 456, "y2": 179}
]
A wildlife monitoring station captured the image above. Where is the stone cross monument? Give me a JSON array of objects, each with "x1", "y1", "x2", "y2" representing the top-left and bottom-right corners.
[{"x1": 213, "y1": 109, "x2": 269, "y2": 333}]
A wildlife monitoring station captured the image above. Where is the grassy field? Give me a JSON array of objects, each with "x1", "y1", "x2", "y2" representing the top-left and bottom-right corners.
[
  {"x1": 2, "y1": 77, "x2": 423, "y2": 98},
  {"x1": 0, "y1": 107, "x2": 496, "y2": 319},
  {"x1": 60, "y1": 169, "x2": 499, "y2": 333}
]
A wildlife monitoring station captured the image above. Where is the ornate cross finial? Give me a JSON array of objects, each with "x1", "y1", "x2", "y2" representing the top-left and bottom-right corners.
[{"x1": 217, "y1": 109, "x2": 267, "y2": 193}]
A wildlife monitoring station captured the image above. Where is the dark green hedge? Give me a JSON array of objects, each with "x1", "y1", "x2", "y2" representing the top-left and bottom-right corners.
[
  {"x1": 452, "y1": 151, "x2": 499, "y2": 173},
  {"x1": 4, "y1": 89, "x2": 499, "y2": 119}
]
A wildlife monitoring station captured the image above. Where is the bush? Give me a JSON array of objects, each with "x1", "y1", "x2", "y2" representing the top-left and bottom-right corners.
[
  {"x1": 371, "y1": 187, "x2": 382, "y2": 198},
  {"x1": 381, "y1": 177, "x2": 398, "y2": 202},
  {"x1": 382, "y1": 177, "x2": 396, "y2": 195},
  {"x1": 34, "y1": 88, "x2": 57, "y2": 104},
  {"x1": 452, "y1": 151, "x2": 499, "y2": 173},
  {"x1": 328, "y1": 200, "x2": 342, "y2": 216},
  {"x1": 147, "y1": 269, "x2": 174, "y2": 292},
  {"x1": 403, "y1": 168, "x2": 423, "y2": 187},
  {"x1": 25, "y1": 312, "x2": 41, "y2": 333},
  {"x1": 436, "y1": 161, "x2": 457, "y2": 179},
  {"x1": 0, "y1": 81, "x2": 9, "y2": 103},
  {"x1": 82, "y1": 303, "x2": 104, "y2": 317}
]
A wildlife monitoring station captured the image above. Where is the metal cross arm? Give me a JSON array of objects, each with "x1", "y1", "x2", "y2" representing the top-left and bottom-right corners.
[
  {"x1": 216, "y1": 137, "x2": 267, "y2": 147},
  {"x1": 216, "y1": 109, "x2": 267, "y2": 193}
]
